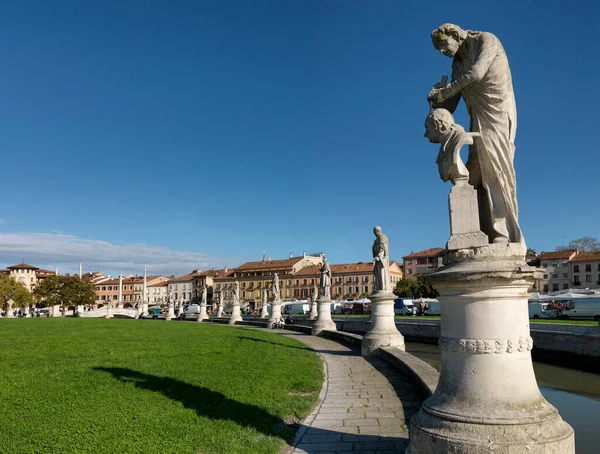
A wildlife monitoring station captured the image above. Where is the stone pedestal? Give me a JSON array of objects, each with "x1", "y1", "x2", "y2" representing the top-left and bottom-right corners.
[
  {"x1": 105, "y1": 304, "x2": 112, "y2": 319},
  {"x1": 309, "y1": 300, "x2": 318, "y2": 320},
  {"x1": 312, "y1": 297, "x2": 337, "y2": 335},
  {"x1": 24, "y1": 306, "x2": 30, "y2": 316},
  {"x1": 217, "y1": 304, "x2": 224, "y2": 318},
  {"x1": 228, "y1": 303, "x2": 243, "y2": 325},
  {"x1": 260, "y1": 303, "x2": 269, "y2": 318},
  {"x1": 5, "y1": 300, "x2": 14, "y2": 318},
  {"x1": 178, "y1": 301, "x2": 184, "y2": 318},
  {"x1": 407, "y1": 251, "x2": 574, "y2": 454},
  {"x1": 51, "y1": 305, "x2": 60, "y2": 317},
  {"x1": 166, "y1": 304, "x2": 175, "y2": 321},
  {"x1": 267, "y1": 300, "x2": 283, "y2": 329},
  {"x1": 141, "y1": 303, "x2": 148, "y2": 318},
  {"x1": 117, "y1": 301, "x2": 123, "y2": 309},
  {"x1": 77, "y1": 305, "x2": 84, "y2": 315},
  {"x1": 361, "y1": 291, "x2": 405, "y2": 356},
  {"x1": 447, "y1": 180, "x2": 488, "y2": 250},
  {"x1": 198, "y1": 301, "x2": 209, "y2": 322}
]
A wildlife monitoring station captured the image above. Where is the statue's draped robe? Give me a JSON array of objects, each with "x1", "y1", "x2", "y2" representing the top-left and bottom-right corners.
[
  {"x1": 438, "y1": 31, "x2": 522, "y2": 245},
  {"x1": 320, "y1": 264, "x2": 332, "y2": 299},
  {"x1": 372, "y1": 233, "x2": 391, "y2": 292}
]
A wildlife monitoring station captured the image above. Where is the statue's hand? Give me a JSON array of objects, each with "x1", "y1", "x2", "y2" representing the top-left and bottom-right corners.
[{"x1": 427, "y1": 87, "x2": 445, "y2": 104}]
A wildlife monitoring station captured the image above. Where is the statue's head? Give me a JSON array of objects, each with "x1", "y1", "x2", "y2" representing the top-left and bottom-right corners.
[
  {"x1": 425, "y1": 108, "x2": 455, "y2": 143},
  {"x1": 431, "y1": 23, "x2": 467, "y2": 57},
  {"x1": 373, "y1": 226, "x2": 382, "y2": 237}
]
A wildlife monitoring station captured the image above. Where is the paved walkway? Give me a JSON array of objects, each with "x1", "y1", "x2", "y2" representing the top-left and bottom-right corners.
[{"x1": 280, "y1": 331, "x2": 424, "y2": 454}]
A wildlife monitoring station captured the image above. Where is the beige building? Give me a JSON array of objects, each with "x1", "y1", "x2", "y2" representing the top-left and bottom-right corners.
[
  {"x1": 293, "y1": 261, "x2": 403, "y2": 300},
  {"x1": 213, "y1": 253, "x2": 323, "y2": 308},
  {"x1": 1, "y1": 263, "x2": 56, "y2": 292},
  {"x1": 570, "y1": 252, "x2": 600, "y2": 290},
  {"x1": 538, "y1": 250, "x2": 578, "y2": 293},
  {"x1": 402, "y1": 248, "x2": 444, "y2": 280},
  {"x1": 148, "y1": 281, "x2": 169, "y2": 305}
]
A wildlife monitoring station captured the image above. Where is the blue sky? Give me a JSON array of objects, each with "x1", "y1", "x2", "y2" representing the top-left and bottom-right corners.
[{"x1": 0, "y1": 0, "x2": 598, "y2": 276}]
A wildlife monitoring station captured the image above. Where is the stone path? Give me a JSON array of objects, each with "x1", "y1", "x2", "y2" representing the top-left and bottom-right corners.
[{"x1": 281, "y1": 331, "x2": 424, "y2": 454}]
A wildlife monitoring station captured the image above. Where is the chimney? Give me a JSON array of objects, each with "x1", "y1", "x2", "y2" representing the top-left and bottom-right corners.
[
  {"x1": 303, "y1": 251, "x2": 306, "y2": 258},
  {"x1": 289, "y1": 253, "x2": 293, "y2": 259},
  {"x1": 225, "y1": 266, "x2": 228, "y2": 273}
]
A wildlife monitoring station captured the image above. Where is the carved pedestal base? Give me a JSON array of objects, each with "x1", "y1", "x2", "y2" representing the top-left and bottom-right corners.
[
  {"x1": 406, "y1": 256, "x2": 574, "y2": 454},
  {"x1": 228, "y1": 303, "x2": 243, "y2": 325},
  {"x1": 5, "y1": 303, "x2": 14, "y2": 318},
  {"x1": 105, "y1": 305, "x2": 112, "y2": 319},
  {"x1": 267, "y1": 301, "x2": 282, "y2": 329},
  {"x1": 197, "y1": 303, "x2": 209, "y2": 322},
  {"x1": 361, "y1": 291, "x2": 404, "y2": 356},
  {"x1": 260, "y1": 304, "x2": 269, "y2": 319},
  {"x1": 309, "y1": 301, "x2": 318, "y2": 320},
  {"x1": 216, "y1": 305, "x2": 224, "y2": 318},
  {"x1": 166, "y1": 305, "x2": 175, "y2": 321},
  {"x1": 312, "y1": 297, "x2": 337, "y2": 335}
]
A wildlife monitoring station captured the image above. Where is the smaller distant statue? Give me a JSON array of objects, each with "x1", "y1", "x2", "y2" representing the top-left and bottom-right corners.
[
  {"x1": 272, "y1": 273, "x2": 280, "y2": 302},
  {"x1": 425, "y1": 108, "x2": 479, "y2": 185},
  {"x1": 262, "y1": 288, "x2": 268, "y2": 307},
  {"x1": 372, "y1": 226, "x2": 391, "y2": 292},
  {"x1": 311, "y1": 282, "x2": 318, "y2": 304},
  {"x1": 319, "y1": 258, "x2": 332, "y2": 300},
  {"x1": 201, "y1": 285, "x2": 207, "y2": 305},
  {"x1": 232, "y1": 281, "x2": 240, "y2": 305}
]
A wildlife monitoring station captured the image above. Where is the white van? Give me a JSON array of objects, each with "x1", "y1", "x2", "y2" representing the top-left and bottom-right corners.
[
  {"x1": 425, "y1": 301, "x2": 441, "y2": 316},
  {"x1": 561, "y1": 298, "x2": 600, "y2": 320},
  {"x1": 282, "y1": 302, "x2": 310, "y2": 315},
  {"x1": 528, "y1": 302, "x2": 556, "y2": 319}
]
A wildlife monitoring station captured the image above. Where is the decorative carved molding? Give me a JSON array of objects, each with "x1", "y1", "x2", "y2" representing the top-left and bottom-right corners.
[{"x1": 438, "y1": 336, "x2": 533, "y2": 354}]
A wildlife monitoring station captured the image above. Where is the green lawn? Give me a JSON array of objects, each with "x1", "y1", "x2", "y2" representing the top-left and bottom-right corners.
[{"x1": 0, "y1": 319, "x2": 323, "y2": 454}]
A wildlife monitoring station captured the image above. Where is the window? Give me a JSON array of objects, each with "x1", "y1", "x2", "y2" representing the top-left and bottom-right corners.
[
  {"x1": 552, "y1": 284, "x2": 559, "y2": 292},
  {"x1": 337, "y1": 287, "x2": 342, "y2": 295},
  {"x1": 598, "y1": 264, "x2": 600, "y2": 271},
  {"x1": 113, "y1": 295, "x2": 118, "y2": 300},
  {"x1": 101, "y1": 295, "x2": 106, "y2": 300},
  {"x1": 563, "y1": 284, "x2": 569, "y2": 289},
  {"x1": 563, "y1": 273, "x2": 569, "y2": 279},
  {"x1": 347, "y1": 286, "x2": 352, "y2": 294},
  {"x1": 543, "y1": 274, "x2": 548, "y2": 279},
  {"x1": 563, "y1": 263, "x2": 568, "y2": 267},
  {"x1": 552, "y1": 273, "x2": 558, "y2": 279},
  {"x1": 303, "y1": 279, "x2": 307, "y2": 285},
  {"x1": 302, "y1": 289, "x2": 307, "y2": 298},
  {"x1": 573, "y1": 275, "x2": 580, "y2": 283},
  {"x1": 574, "y1": 265, "x2": 580, "y2": 272},
  {"x1": 407, "y1": 269, "x2": 413, "y2": 275},
  {"x1": 364, "y1": 276, "x2": 369, "y2": 282},
  {"x1": 407, "y1": 259, "x2": 412, "y2": 265},
  {"x1": 242, "y1": 282, "x2": 246, "y2": 288},
  {"x1": 417, "y1": 258, "x2": 427, "y2": 265},
  {"x1": 542, "y1": 264, "x2": 548, "y2": 268},
  {"x1": 355, "y1": 277, "x2": 359, "y2": 283},
  {"x1": 242, "y1": 291, "x2": 246, "y2": 298},
  {"x1": 543, "y1": 284, "x2": 548, "y2": 292},
  {"x1": 364, "y1": 286, "x2": 369, "y2": 293},
  {"x1": 337, "y1": 277, "x2": 342, "y2": 283},
  {"x1": 585, "y1": 264, "x2": 592, "y2": 272},
  {"x1": 586, "y1": 275, "x2": 592, "y2": 283},
  {"x1": 295, "y1": 280, "x2": 299, "y2": 285},
  {"x1": 95, "y1": 295, "x2": 99, "y2": 300},
  {"x1": 552, "y1": 263, "x2": 558, "y2": 268},
  {"x1": 102, "y1": 286, "x2": 106, "y2": 291}
]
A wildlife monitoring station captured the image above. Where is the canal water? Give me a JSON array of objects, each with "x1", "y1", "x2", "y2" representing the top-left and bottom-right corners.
[{"x1": 405, "y1": 342, "x2": 600, "y2": 453}]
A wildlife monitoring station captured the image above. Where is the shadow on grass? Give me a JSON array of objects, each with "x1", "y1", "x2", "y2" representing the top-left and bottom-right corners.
[
  {"x1": 237, "y1": 335, "x2": 313, "y2": 351},
  {"x1": 94, "y1": 367, "x2": 291, "y2": 439}
]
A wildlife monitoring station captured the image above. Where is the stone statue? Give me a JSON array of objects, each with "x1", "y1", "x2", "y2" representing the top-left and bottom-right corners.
[
  {"x1": 201, "y1": 285, "x2": 207, "y2": 305},
  {"x1": 425, "y1": 109, "x2": 477, "y2": 184},
  {"x1": 311, "y1": 282, "x2": 318, "y2": 304},
  {"x1": 272, "y1": 273, "x2": 280, "y2": 302},
  {"x1": 427, "y1": 23, "x2": 522, "y2": 247},
  {"x1": 232, "y1": 281, "x2": 239, "y2": 305},
  {"x1": 319, "y1": 258, "x2": 332, "y2": 300},
  {"x1": 372, "y1": 226, "x2": 391, "y2": 292}
]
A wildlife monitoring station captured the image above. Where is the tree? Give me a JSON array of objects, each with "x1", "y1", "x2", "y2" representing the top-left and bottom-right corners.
[
  {"x1": 393, "y1": 276, "x2": 439, "y2": 299},
  {"x1": 526, "y1": 247, "x2": 537, "y2": 257},
  {"x1": 555, "y1": 237, "x2": 600, "y2": 253},
  {"x1": 0, "y1": 275, "x2": 33, "y2": 309},
  {"x1": 33, "y1": 275, "x2": 95, "y2": 315},
  {"x1": 393, "y1": 278, "x2": 415, "y2": 298}
]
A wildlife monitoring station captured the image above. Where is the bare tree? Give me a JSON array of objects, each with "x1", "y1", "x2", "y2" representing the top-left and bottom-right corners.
[{"x1": 555, "y1": 237, "x2": 600, "y2": 253}]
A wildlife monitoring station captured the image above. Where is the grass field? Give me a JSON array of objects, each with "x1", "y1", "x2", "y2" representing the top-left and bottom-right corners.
[{"x1": 0, "y1": 319, "x2": 323, "y2": 454}]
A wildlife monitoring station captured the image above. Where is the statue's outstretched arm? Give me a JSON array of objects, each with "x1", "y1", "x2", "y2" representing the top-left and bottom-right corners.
[{"x1": 431, "y1": 93, "x2": 461, "y2": 113}]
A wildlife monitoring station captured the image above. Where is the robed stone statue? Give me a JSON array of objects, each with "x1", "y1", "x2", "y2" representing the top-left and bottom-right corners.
[
  {"x1": 272, "y1": 273, "x2": 280, "y2": 302},
  {"x1": 372, "y1": 226, "x2": 391, "y2": 292},
  {"x1": 319, "y1": 258, "x2": 332, "y2": 300},
  {"x1": 232, "y1": 281, "x2": 239, "y2": 305},
  {"x1": 427, "y1": 23, "x2": 522, "y2": 247}
]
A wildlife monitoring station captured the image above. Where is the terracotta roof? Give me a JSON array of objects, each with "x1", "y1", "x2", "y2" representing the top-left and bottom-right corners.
[
  {"x1": 148, "y1": 282, "x2": 168, "y2": 287},
  {"x1": 6, "y1": 263, "x2": 39, "y2": 270},
  {"x1": 235, "y1": 257, "x2": 305, "y2": 271},
  {"x1": 169, "y1": 273, "x2": 196, "y2": 283},
  {"x1": 540, "y1": 250, "x2": 577, "y2": 261},
  {"x1": 402, "y1": 248, "x2": 444, "y2": 259},
  {"x1": 293, "y1": 262, "x2": 375, "y2": 277},
  {"x1": 0, "y1": 269, "x2": 9, "y2": 275},
  {"x1": 212, "y1": 268, "x2": 236, "y2": 280},
  {"x1": 570, "y1": 252, "x2": 600, "y2": 262}
]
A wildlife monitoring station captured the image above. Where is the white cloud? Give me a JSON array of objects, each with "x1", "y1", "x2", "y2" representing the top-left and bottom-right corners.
[{"x1": 0, "y1": 232, "x2": 235, "y2": 277}]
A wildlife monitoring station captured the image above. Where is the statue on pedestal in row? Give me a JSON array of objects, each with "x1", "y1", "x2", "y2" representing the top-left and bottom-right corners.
[
  {"x1": 372, "y1": 226, "x2": 391, "y2": 292},
  {"x1": 319, "y1": 258, "x2": 331, "y2": 300},
  {"x1": 426, "y1": 23, "x2": 524, "y2": 252},
  {"x1": 272, "y1": 273, "x2": 280, "y2": 302}
]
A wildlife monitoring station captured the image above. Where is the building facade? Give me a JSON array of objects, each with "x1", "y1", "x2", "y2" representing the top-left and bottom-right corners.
[
  {"x1": 1, "y1": 263, "x2": 57, "y2": 292},
  {"x1": 402, "y1": 248, "x2": 444, "y2": 280},
  {"x1": 538, "y1": 250, "x2": 578, "y2": 293},
  {"x1": 570, "y1": 252, "x2": 600, "y2": 290}
]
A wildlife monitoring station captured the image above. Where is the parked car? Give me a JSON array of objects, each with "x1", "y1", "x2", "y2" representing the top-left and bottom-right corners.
[
  {"x1": 282, "y1": 302, "x2": 310, "y2": 315},
  {"x1": 560, "y1": 298, "x2": 600, "y2": 320},
  {"x1": 528, "y1": 302, "x2": 556, "y2": 319},
  {"x1": 182, "y1": 304, "x2": 200, "y2": 320}
]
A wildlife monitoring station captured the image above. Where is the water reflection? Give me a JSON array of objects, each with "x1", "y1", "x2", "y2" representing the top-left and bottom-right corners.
[{"x1": 405, "y1": 342, "x2": 600, "y2": 453}]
